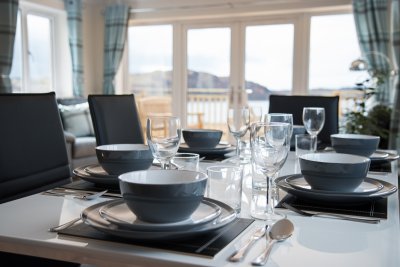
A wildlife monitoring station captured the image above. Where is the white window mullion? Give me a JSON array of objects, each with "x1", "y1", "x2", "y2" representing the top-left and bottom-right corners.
[
  {"x1": 230, "y1": 22, "x2": 241, "y2": 108},
  {"x1": 20, "y1": 9, "x2": 29, "y2": 93},
  {"x1": 173, "y1": 23, "x2": 186, "y2": 126},
  {"x1": 292, "y1": 13, "x2": 311, "y2": 95}
]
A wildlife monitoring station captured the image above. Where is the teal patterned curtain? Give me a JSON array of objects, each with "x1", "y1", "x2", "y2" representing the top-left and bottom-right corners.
[
  {"x1": 352, "y1": 0, "x2": 392, "y2": 103},
  {"x1": 103, "y1": 4, "x2": 129, "y2": 94},
  {"x1": 0, "y1": 0, "x2": 18, "y2": 93},
  {"x1": 64, "y1": 0, "x2": 84, "y2": 97},
  {"x1": 389, "y1": 0, "x2": 400, "y2": 150}
]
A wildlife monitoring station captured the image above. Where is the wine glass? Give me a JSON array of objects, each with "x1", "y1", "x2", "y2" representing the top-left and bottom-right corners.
[
  {"x1": 302, "y1": 107, "x2": 325, "y2": 152},
  {"x1": 227, "y1": 107, "x2": 251, "y2": 163},
  {"x1": 146, "y1": 116, "x2": 181, "y2": 169},
  {"x1": 250, "y1": 121, "x2": 291, "y2": 222}
]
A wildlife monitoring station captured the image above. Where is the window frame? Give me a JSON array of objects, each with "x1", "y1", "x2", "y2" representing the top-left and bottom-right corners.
[{"x1": 120, "y1": 5, "x2": 355, "y2": 124}]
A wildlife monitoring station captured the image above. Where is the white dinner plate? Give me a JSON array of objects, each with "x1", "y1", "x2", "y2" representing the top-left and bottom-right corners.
[
  {"x1": 99, "y1": 199, "x2": 222, "y2": 231},
  {"x1": 276, "y1": 174, "x2": 397, "y2": 203},
  {"x1": 285, "y1": 176, "x2": 383, "y2": 195},
  {"x1": 81, "y1": 198, "x2": 237, "y2": 240},
  {"x1": 84, "y1": 164, "x2": 117, "y2": 178}
]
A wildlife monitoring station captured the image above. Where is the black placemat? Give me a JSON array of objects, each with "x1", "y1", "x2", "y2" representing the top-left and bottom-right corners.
[
  {"x1": 369, "y1": 160, "x2": 392, "y2": 173},
  {"x1": 276, "y1": 194, "x2": 387, "y2": 219},
  {"x1": 58, "y1": 218, "x2": 254, "y2": 258}
]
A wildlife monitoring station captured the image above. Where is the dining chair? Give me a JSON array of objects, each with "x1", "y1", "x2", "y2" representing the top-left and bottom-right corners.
[
  {"x1": 0, "y1": 92, "x2": 78, "y2": 266},
  {"x1": 88, "y1": 94, "x2": 144, "y2": 146},
  {"x1": 268, "y1": 94, "x2": 339, "y2": 148},
  {"x1": 0, "y1": 92, "x2": 72, "y2": 204}
]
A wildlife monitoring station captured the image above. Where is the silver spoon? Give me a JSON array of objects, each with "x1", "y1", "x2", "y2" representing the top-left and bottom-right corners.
[{"x1": 252, "y1": 219, "x2": 294, "y2": 266}]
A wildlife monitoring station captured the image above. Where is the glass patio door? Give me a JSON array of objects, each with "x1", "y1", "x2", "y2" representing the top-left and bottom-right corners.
[{"x1": 185, "y1": 26, "x2": 232, "y2": 139}]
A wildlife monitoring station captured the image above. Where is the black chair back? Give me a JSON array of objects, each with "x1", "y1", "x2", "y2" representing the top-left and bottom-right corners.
[
  {"x1": 0, "y1": 92, "x2": 72, "y2": 204},
  {"x1": 88, "y1": 94, "x2": 144, "y2": 146},
  {"x1": 268, "y1": 95, "x2": 339, "y2": 147}
]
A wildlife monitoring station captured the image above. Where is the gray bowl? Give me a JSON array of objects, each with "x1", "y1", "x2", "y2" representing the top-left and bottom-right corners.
[
  {"x1": 299, "y1": 152, "x2": 370, "y2": 192},
  {"x1": 119, "y1": 169, "x2": 208, "y2": 223},
  {"x1": 331, "y1": 133, "x2": 380, "y2": 157},
  {"x1": 182, "y1": 129, "x2": 223, "y2": 148},
  {"x1": 96, "y1": 144, "x2": 154, "y2": 175}
]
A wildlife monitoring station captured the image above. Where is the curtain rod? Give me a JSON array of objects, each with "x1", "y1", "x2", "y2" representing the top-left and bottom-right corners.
[{"x1": 129, "y1": 0, "x2": 275, "y2": 13}]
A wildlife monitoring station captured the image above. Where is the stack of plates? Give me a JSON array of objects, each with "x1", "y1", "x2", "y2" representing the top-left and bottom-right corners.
[
  {"x1": 73, "y1": 164, "x2": 120, "y2": 185},
  {"x1": 276, "y1": 174, "x2": 397, "y2": 203},
  {"x1": 81, "y1": 198, "x2": 237, "y2": 240},
  {"x1": 73, "y1": 164, "x2": 164, "y2": 185},
  {"x1": 178, "y1": 143, "x2": 235, "y2": 156}
]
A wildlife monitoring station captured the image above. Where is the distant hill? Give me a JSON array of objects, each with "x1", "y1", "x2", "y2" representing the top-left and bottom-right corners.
[{"x1": 129, "y1": 70, "x2": 271, "y2": 100}]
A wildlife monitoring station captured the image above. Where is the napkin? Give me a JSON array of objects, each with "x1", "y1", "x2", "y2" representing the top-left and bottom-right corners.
[{"x1": 277, "y1": 195, "x2": 387, "y2": 219}]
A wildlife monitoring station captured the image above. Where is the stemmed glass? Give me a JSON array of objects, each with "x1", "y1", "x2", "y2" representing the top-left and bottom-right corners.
[
  {"x1": 227, "y1": 107, "x2": 251, "y2": 163},
  {"x1": 302, "y1": 107, "x2": 325, "y2": 152},
  {"x1": 250, "y1": 121, "x2": 291, "y2": 222},
  {"x1": 146, "y1": 116, "x2": 181, "y2": 169}
]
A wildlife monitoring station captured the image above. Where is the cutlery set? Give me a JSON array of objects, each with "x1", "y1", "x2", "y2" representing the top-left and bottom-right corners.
[{"x1": 228, "y1": 219, "x2": 294, "y2": 265}]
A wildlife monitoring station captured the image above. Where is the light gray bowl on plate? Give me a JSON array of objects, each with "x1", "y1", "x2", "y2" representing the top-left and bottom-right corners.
[
  {"x1": 330, "y1": 133, "x2": 380, "y2": 157},
  {"x1": 96, "y1": 144, "x2": 154, "y2": 175},
  {"x1": 119, "y1": 169, "x2": 208, "y2": 223},
  {"x1": 299, "y1": 152, "x2": 371, "y2": 192}
]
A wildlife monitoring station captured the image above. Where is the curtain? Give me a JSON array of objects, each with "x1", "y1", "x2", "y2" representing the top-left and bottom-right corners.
[
  {"x1": 0, "y1": 0, "x2": 18, "y2": 93},
  {"x1": 64, "y1": 0, "x2": 84, "y2": 97},
  {"x1": 353, "y1": 0, "x2": 392, "y2": 103},
  {"x1": 389, "y1": 0, "x2": 400, "y2": 150},
  {"x1": 103, "y1": 4, "x2": 129, "y2": 94}
]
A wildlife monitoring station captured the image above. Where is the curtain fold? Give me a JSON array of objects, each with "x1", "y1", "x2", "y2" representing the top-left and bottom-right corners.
[
  {"x1": 64, "y1": 0, "x2": 84, "y2": 97},
  {"x1": 389, "y1": 0, "x2": 400, "y2": 150},
  {"x1": 352, "y1": 0, "x2": 392, "y2": 103},
  {"x1": 103, "y1": 4, "x2": 129, "y2": 94},
  {"x1": 0, "y1": 0, "x2": 18, "y2": 93}
]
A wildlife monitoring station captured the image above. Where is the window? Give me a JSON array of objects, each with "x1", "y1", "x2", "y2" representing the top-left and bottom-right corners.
[
  {"x1": 186, "y1": 27, "x2": 231, "y2": 131},
  {"x1": 10, "y1": 2, "x2": 72, "y2": 96},
  {"x1": 309, "y1": 14, "x2": 367, "y2": 92},
  {"x1": 127, "y1": 25, "x2": 173, "y2": 96},
  {"x1": 27, "y1": 14, "x2": 53, "y2": 92},
  {"x1": 245, "y1": 23, "x2": 294, "y2": 112},
  {"x1": 124, "y1": 7, "x2": 362, "y2": 128}
]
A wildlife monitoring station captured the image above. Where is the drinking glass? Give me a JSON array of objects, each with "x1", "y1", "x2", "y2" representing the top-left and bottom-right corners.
[
  {"x1": 302, "y1": 107, "x2": 325, "y2": 152},
  {"x1": 266, "y1": 113, "x2": 294, "y2": 143},
  {"x1": 146, "y1": 116, "x2": 181, "y2": 169},
  {"x1": 250, "y1": 121, "x2": 290, "y2": 222},
  {"x1": 227, "y1": 107, "x2": 251, "y2": 163}
]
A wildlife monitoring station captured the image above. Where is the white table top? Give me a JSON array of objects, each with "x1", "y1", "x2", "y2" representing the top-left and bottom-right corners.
[{"x1": 0, "y1": 152, "x2": 399, "y2": 267}]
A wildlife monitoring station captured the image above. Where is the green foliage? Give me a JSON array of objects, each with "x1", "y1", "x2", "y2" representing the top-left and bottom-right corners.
[{"x1": 345, "y1": 104, "x2": 391, "y2": 148}]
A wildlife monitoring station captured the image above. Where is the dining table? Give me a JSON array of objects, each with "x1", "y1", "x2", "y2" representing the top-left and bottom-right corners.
[{"x1": 0, "y1": 151, "x2": 399, "y2": 267}]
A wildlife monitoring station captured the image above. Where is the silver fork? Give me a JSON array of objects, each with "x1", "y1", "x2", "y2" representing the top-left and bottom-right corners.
[
  {"x1": 228, "y1": 226, "x2": 267, "y2": 262},
  {"x1": 73, "y1": 190, "x2": 108, "y2": 200},
  {"x1": 282, "y1": 203, "x2": 380, "y2": 224}
]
